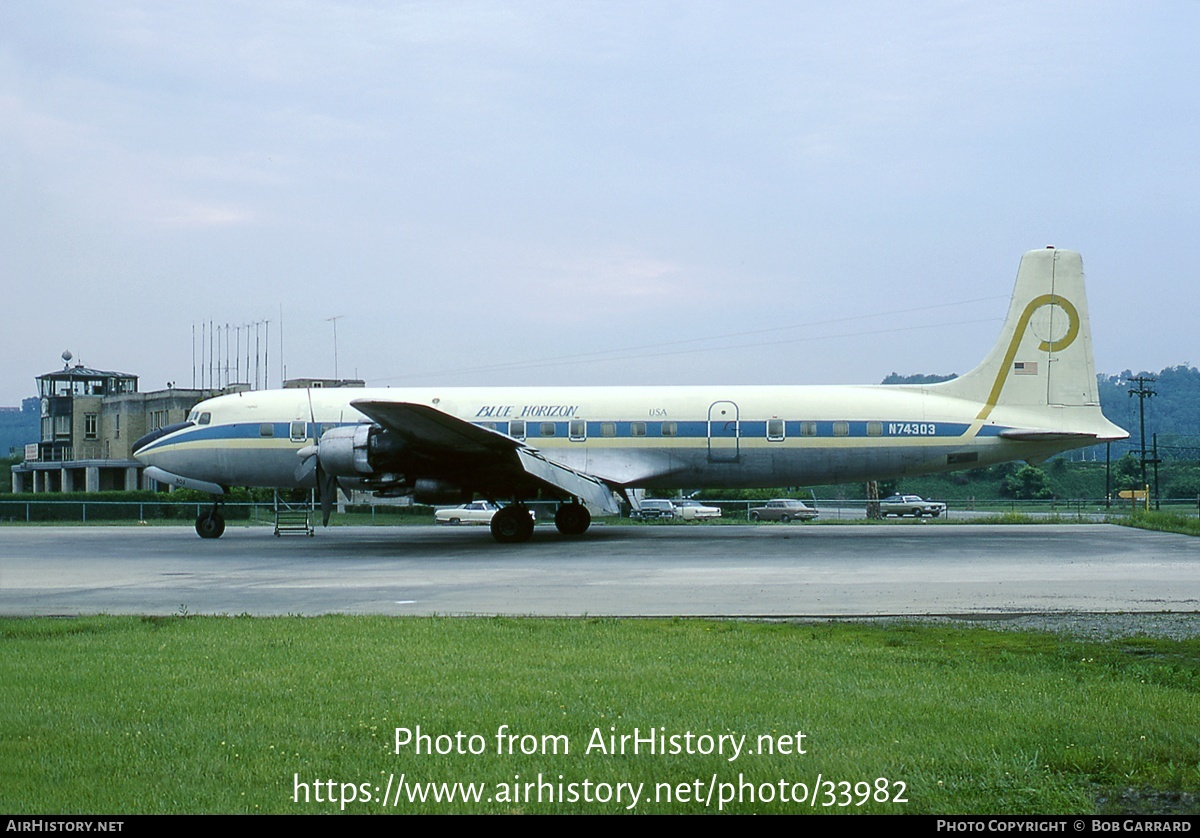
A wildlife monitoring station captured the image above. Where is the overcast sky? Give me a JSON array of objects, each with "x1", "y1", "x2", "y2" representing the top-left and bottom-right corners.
[{"x1": 3, "y1": 1, "x2": 1197, "y2": 406}]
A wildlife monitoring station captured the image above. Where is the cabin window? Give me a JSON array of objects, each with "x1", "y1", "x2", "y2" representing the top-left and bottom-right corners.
[
  {"x1": 766, "y1": 418, "x2": 784, "y2": 441},
  {"x1": 661, "y1": 421, "x2": 677, "y2": 437},
  {"x1": 631, "y1": 422, "x2": 646, "y2": 437},
  {"x1": 800, "y1": 421, "x2": 817, "y2": 437},
  {"x1": 833, "y1": 421, "x2": 849, "y2": 437},
  {"x1": 539, "y1": 422, "x2": 556, "y2": 437},
  {"x1": 290, "y1": 421, "x2": 307, "y2": 442},
  {"x1": 510, "y1": 420, "x2": 526, "y2": 439},
  {"x1": 867, "y1": 421, "x2": 882, "y2": 437},
  {"x1": 479, "y1": 421, "x2": 497, "y2": 431},
  {"x1": 259, "y1": 423, "x2": 275, "y2": 437},
  {"x1": 600, "y1": 422, "x2": 616, "y2": 437},
  {"x1": 569, "y1": 419, "x2": 586, "y2": 440}
]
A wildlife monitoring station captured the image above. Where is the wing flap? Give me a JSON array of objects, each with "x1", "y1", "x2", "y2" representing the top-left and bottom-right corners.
[{"x1": 515, "y1": 448, "x2": 623, "y2": 514}]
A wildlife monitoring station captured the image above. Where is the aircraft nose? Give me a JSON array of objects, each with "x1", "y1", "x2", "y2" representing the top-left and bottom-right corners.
[{"x1": 132, "y1": 421, "x2": 193, "y2": 461}]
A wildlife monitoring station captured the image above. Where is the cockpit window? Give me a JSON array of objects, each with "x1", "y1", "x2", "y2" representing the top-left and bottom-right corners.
[{"x1": 198, "y1": 412, "x2": 211, "y2": 425}]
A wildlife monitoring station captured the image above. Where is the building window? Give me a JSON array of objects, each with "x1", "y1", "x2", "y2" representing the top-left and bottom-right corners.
[
  {"x1": 54, "y1": 415, "x2": 71, "y2": 439},
  {"x1": 84, "y1": 414, "x2": 98, "y2": 440},
  {"x1": 115, "y1": 414, "x2": 120, "y2": 439}
]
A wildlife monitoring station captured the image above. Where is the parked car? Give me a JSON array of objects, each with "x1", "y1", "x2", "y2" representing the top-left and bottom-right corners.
[
  {"x1": 435, "y1": 501, "x2": 535, "y2": 525},
  {"x1": 879, "y1": 494, "x2": 947, "y2": 518},
  {"x1": 748, "y1": 499, "x2": 819, "y2": 522},
  {"x1": 632, "y1": 499, "x2": 677, "y2": 520},
  {"x1": 673, "y1": 499, "x2": 722, "y2": 520}
]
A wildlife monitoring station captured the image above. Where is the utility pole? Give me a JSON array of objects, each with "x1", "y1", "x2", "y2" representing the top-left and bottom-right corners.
[
  {"x1": 1125, "y1": 375, "x2": 1156, "y2": 489},
  {"x1": 326, "y1": 316, "x2": 345, "y2": 380}
]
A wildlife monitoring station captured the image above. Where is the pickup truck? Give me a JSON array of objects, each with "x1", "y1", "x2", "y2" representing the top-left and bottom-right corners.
[{"x1": 879, "y1": 494, "x2": 947, "y2": 518}]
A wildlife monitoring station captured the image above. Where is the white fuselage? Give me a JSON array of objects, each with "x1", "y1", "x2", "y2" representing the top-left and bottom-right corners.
[{"x1": 134, "y1": 381, "x2": 1105, "y2": 493}]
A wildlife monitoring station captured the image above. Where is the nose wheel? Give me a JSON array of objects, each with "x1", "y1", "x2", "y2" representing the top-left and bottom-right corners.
[
  {"x1": 195, "y1": 505, "x2": 226, "y2": 539},
  {"x1": 196, "y1": 512, "x2": 226, "y2": 538}
]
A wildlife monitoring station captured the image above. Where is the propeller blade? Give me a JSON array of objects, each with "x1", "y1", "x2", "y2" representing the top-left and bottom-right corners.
[{"x1": 317, "y1": 462, "x2": 336, "y2": 527}]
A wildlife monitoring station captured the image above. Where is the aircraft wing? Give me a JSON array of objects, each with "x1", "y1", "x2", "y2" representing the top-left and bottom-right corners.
[{"x1": 350, "y1": 400, "x2": 622, "y2": 514}]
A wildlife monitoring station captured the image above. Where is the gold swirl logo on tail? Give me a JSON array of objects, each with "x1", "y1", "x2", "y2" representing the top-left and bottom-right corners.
[{"x1": 975, "y1": 294, "x2": 1079, "y2": 421}]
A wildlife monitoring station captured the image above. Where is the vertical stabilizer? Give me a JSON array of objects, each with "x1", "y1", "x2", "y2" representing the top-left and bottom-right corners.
[{"x1": 937, "y1": 248, "x2": 1101, "y2": 415}]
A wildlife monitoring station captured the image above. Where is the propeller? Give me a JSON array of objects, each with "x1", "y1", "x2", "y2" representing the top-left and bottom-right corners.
[{"x1": 293, "y1": 388, "x2": 339, "y2": 527}]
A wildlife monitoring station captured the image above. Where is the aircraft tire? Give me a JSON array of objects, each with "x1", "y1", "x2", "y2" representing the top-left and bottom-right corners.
[
  {"x1": 554, "y1": 504, "x2": 591, "y2": 536},
  {"x1": 491, "y1": 506, "x2": 534, "y2": 544},
  {"x1": 196, "y1": 512, "x2": 225, "y2": 539}
]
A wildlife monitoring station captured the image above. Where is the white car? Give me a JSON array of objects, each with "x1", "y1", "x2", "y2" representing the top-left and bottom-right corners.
[
  {"x1": 673, "y1": 499, "x2": 722, "y2": 520},
  {"x1": 435, "y1": 501, "x2": 536, "y2": 525},
  {"x1": 879, "y1": 494, "x2": 947, "y2": 518}
]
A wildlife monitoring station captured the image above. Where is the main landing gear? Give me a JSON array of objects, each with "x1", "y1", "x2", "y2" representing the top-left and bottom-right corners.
[
  {"x1": 554, "y1": 502, "x2": 591, "y2": 536},
  {"x1": 487, "y1": 500, "x2": 593, "y2": 543},
  {"x1": 490, "y1": 504, "x2": 535, "y2": 544},
  {"x1": 195, "y1": 502, "x2": 226, "y2": 539}
]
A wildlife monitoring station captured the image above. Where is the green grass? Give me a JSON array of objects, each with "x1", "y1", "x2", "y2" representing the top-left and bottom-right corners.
[
  {"x1": 1115, "y1": 510, "x2": 1200, "y2": 537},
  {"x1": 2, "y1": 617, "x2": 1197, "y2": 814}
]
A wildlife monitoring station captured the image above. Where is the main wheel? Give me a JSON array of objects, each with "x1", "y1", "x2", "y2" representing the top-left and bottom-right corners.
[
  {"x1": 196, "y1": 512, "x2": 226, "y2": 539},
  {"x1": 491, "y1": 506, "x2": 535, "y2": 543},
  {"x1": 554, "y1": 504, "x2": 591, "y2": 536}
]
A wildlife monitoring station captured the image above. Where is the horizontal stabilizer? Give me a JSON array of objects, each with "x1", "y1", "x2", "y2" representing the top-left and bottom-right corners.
[{"x1": 998, "y1": 429, "x2": 1111, "y2": 442}]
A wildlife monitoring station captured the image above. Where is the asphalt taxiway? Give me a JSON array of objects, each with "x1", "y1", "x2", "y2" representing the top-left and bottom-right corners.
[{"x1": 1, "y1": 522, "x2": 1196, "y2": 617}]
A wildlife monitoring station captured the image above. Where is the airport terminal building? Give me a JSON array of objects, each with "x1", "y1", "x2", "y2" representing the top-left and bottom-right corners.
[{"x1": 10, "y1": 363, "x2": 210, "y2": 493}]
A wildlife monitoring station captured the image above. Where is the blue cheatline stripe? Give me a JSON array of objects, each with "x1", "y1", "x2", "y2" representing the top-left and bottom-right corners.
[
  {"x1": 472, "y1": 419, "x2": 985, "y2": 440},
  {"x1": 145, "y1": 417, "x2": 1004, "y2": 453}
]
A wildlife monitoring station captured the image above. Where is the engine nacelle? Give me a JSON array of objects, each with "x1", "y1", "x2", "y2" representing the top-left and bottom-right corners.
[
  {"x1": 316, "y1": 424, "x2": 374, "y2": 477},
  {"x1": 413, "y1": 478, "x2": 472, "y2": 506}
]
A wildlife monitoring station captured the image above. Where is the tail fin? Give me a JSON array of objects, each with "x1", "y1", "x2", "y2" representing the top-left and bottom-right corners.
[{"x1": 938, "y1": 248, "x2": 1102, "y2": 416}]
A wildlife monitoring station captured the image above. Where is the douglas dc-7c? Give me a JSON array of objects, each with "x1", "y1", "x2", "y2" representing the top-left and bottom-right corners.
[{"x1": 133, "y1": 247, "x2": 1127, "y2": 543}]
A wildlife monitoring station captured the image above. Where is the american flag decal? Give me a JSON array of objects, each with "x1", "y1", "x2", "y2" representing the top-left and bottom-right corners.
[{"x1": 1014, "y1": 361, "x2": 1038, "y2": 375}]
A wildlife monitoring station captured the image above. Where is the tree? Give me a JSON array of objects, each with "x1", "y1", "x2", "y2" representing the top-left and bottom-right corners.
[{"x1": 1000, "y1": 465, "x2": 1054, "y2": 500}]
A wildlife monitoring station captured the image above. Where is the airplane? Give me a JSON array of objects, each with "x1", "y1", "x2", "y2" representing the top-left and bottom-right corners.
[{"x1": 133, "y1": 247, "x2": 1127, "y2": 543}]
